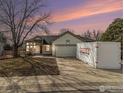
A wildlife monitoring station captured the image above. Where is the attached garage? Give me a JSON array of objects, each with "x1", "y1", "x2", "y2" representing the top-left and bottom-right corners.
[
  {"x1": 52, "y1": 31, "x2": 83, "y2": 57},
  {"x1": 55, "y1": 45, "x2": 76, "y2": 57}
]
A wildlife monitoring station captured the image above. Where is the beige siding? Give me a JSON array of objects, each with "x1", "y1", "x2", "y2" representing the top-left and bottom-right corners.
[
  {"x1": 53, "y1": 33, "x2": 82, "y2": 44},
  {"x1": 52, "y1": 44, "x2": 55, "y2": 56}
]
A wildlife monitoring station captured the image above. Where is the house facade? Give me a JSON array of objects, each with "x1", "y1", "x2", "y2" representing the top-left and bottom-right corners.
[{"x1": 25, "y1": 31, "x2": 93, "y2": 57}]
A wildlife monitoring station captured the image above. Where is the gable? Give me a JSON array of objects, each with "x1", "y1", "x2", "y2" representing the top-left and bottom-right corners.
[
  {"x1": 26, "y1": 35, "x2": 58, "y2": 44},
  {"x1": 53, "y1": 33, "x2": 82, "y2": 44},
  {"x1": 35, "y1": 37, "x2": 41, "y2": 40}
]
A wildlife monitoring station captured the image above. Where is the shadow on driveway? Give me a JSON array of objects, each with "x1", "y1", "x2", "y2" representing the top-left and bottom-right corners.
[
  {"x1": 0, "y1": 57, "x2": 60, "y2": 76},
  {"x1": 0, "y1": 57, "x2": 60, "y2": 93}
]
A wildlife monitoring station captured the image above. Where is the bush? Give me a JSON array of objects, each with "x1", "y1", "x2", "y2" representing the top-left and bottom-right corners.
[
  {"x1": 26, "y1": 51, "x2": 33, "y2": 56},
  {"x1": 4, "y1": 44, "x2": 12, "y2": 50}
]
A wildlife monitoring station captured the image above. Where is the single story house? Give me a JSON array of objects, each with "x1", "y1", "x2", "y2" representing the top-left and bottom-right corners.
[{"x1": 25, "y1": 31, "x2": 93, "y2": 57}]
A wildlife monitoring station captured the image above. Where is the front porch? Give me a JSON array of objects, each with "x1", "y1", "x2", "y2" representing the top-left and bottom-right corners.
[{"x1": 26, "y1": 42, "x2": 52, "y2": 55}]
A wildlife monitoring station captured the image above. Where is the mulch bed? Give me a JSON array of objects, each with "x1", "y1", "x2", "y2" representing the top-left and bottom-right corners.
[{"x1": 0, "y1": 57, "x2": 60, "y2": 77}]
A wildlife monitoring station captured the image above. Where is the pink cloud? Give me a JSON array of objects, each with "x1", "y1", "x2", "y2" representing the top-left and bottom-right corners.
[
  {"x1": 52, "y1": 0, "x2": 122, "y2": 22},
  {"x1": 50, "y1": 21, "x2": 110, "y2": 35}
]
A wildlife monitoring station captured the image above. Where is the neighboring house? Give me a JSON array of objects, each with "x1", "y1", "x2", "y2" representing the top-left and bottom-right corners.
[{"x1": 25, "y1": 31, "x2": 93, "y2": 57}]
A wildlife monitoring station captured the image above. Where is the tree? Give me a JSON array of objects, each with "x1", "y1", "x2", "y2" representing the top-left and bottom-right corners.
[
  {"x1": 0, "y1": 32, "x2": 6, "y2": 43},
  {"x1": 0, "y1": 32, "x2": 6, "y2": 56},
  {"x1": 82, "y1": 30, "x2": 102, "y2": 41},
  {"x1": 83, "y1": 30, "x2": 92, "y2": 39},
  {"x1": 4, "y1": 43, "x2": 12, "y2": 50},
  {"x1": 92, "y1": 30, "x2": 102, "y2": 41},
  {"x1": 60, "y1": 28, "x2": 74, "y2": 34},
  {"x1": 101, "y1": 18, "x2": 123, "y2": 59},
  {"x1": 101, "y1": 18, "x2": 123, "y2": 41},
  {"x1": 0, "y1": 0, "x2": 50, "y2": 57}
]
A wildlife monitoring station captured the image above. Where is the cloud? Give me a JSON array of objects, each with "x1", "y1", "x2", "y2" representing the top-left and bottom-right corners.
[
  {"x1": 50, "y1": 22, "x2": 108, "y2": 35},
  {"x1": 52, "y1": 0, "x2": 122, "y2": 22}
]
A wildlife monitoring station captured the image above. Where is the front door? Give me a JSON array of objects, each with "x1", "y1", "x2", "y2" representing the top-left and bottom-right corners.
[
  {"x1": 34, "y1": 45, "x2": 40, "y2": 54},
  {"x1": 40, "y1": 45, "x2": 42, "y2": 54}
]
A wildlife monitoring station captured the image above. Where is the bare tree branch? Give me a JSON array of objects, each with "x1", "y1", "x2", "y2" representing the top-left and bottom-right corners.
[
  {"x1": 82, "y1": 30, "x2": 102, "y2": 41},
  {"x1": 0, "y1": 0, "x2": 50, "y2": 57}
]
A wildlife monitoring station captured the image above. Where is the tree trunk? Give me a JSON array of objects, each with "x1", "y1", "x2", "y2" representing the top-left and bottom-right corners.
[{"x1": 13, "y1": 46, "x2": 19, "y2": 58}]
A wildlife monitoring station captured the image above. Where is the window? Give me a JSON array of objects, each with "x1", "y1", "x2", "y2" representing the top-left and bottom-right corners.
[
  {"x1": 34, "y1": 46, "x2": 36, "y2": 48},
  {"x1": 26, "y1": 43, "x2": 29, "y2": 45},
  {"x1": 26, "y1": 42, "x2": 36, "y2": 52},
  {"x1": 66, "y1": 39, "x2": 70, "y2": 44},
  {"x1": 45, "y1": 45, "x2": 50, "y2": 51},
  {"x1": 26, "y1": 46, "x2": 29, "y2": 51}
]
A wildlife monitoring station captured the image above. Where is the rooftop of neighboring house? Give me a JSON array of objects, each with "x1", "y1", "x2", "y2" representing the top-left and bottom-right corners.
[
  {"x1": 26, "y1": 35, "x2": 58, "y2": 44},
  {"x1": 25, "y1": 31, "x2": 94, "y2": 44}
]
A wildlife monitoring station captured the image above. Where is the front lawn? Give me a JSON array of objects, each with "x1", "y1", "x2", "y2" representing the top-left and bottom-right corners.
[{"x1": 0, "y1": 57, "x2": 60, "y2": 77}]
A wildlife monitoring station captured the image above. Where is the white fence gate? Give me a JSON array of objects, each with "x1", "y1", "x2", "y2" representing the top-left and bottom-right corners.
[{"x1": 77, "y1": 42, "x2": 121, "y2": 69}]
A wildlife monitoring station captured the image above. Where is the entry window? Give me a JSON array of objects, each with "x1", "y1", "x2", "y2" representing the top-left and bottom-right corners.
[
  {"x1": 30, "y1": 46, "x2": 33, "y2": 48},
  {"x1": 26, "y1": 43, "x2": 29, "y2": 45},
  {"x1": 26, "y1": 46, "x2": 29, "y2": 51},
  {"x1": 45, "y1": 45, "x2": 50, "y2": 51},
  {"x1": 66, "y1": 39, "x2": 70, "y2": 44},
  {"x1": 26, "y1": 42, "x2": 36, "y2": 51}
]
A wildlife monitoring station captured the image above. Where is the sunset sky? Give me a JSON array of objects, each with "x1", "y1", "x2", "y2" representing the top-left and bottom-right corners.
[{"x1": 46, "y1": 0, "x2": 122, "y2": 35}]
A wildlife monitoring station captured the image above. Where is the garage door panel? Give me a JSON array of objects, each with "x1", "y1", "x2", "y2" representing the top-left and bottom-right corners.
[{"x1": 55, "y1": 45, "x2": 76, "y2": 57}]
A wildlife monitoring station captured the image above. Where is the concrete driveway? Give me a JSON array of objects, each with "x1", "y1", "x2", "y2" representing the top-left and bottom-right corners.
[
  {"x1": 56, "y1": 58, "x2": 122, "y2": 84},
  {"x1": 0, "y1": 58, "x2": 122, "y2": 93}
]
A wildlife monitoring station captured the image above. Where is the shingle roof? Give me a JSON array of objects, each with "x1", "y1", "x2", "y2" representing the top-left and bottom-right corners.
[
  {"x1": 26, "y1": 31, "x2": 94, "y2": 44},
  {"x1": 26, "y1": 35, "x2": 58, "y2": 44},
  {"x1": 41, "y1": 36, "x2": 58, "y2": 44},
  {"x1": 77, "y1": 35, "x2": 94, "y2": 42},
  {"x1": 53, "y1": 31, "x2": 94, "y2": 42}
]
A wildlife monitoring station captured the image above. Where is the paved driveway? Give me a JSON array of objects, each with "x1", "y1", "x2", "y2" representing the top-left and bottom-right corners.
[
  {"x1": 0, "y1": 58, "x2": 122, "y2": 93},
  {"x1": 56, "y1": 58, "x2": 122, "y2": 85}
]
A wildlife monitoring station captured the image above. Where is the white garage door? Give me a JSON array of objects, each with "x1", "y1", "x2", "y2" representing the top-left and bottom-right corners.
[{"x1": 55, "y1": 45, "x2": 76, "y2": 57}]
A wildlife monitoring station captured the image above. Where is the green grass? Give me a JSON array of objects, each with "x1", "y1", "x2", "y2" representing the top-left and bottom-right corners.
[{"x1": 0, "y1": 57, "x2": 60, "y2": 77}]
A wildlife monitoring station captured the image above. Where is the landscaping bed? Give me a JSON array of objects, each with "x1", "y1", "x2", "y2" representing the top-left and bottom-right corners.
[{"x1": 0, "y1": 57, "x2": 60, "y2": 77}]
